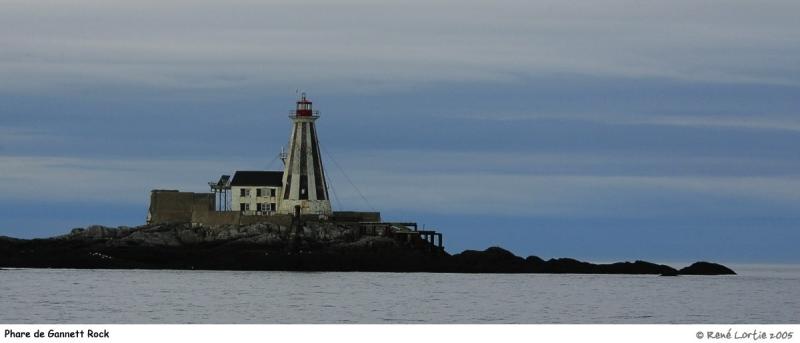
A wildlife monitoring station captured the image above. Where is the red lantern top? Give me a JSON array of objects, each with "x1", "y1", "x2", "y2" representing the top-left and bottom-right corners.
[{"x1": 295, "y1": 92, "x2": 313, "y2": 116}]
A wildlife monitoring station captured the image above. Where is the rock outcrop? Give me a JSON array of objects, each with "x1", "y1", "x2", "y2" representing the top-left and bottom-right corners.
[
  {"x1": 678, "y1": 262, "x2": 737, "y2": 275},
  {"x1": 0, "y1": 223, "x2": 734, "y2": 275},
  {"x1": 448, "y1": 247, "x2": 679, "y2": 274}
]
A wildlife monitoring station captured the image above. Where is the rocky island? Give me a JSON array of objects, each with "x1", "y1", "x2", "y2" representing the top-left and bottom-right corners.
[
  {"x1": 0, "y1": 96, "x2": 737, "y2": 276},
  {"x1": 0, "y1": 222, "x2": 735, "y2": 275}
]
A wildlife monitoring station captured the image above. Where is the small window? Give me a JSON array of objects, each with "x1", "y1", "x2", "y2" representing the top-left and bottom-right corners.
[
  {"x1": 256, "y1": 188, "x2": 263, "y2": 197},
  {"x1": 270, "y1": 203, "x2": 276, "y2": 211},
  {"x1": 270, "y1": 188, "x2": 276, "y2": 197},
  {"x1": 240, "y1": 189, "x2": 246, "y2": 197},
  {"x1": 240, "y1": 203, "x2": 247, "y2": 212}
]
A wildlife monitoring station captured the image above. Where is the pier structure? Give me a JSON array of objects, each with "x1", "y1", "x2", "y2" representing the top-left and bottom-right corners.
[
  {"x1": 354, "y1": 221, "x2": 444, "y2": 253},
  {"x1": 207, "y1": 175, "x2": 231, "y2": 211}
]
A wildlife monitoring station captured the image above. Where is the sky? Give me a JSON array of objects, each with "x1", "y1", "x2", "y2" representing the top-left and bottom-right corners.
[{"x1": 1, "y1": 0, "x2": 799, "y2": 263}]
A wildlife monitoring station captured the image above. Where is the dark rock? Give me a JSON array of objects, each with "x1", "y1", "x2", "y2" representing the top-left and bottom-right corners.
[
  {"x1": 599, "y1": 260, "x2": 678, "y2": 275},
  {"x1": 0, "y1": 236, "x2": 22, "y2": 242},
  {"x1": 177, "y1": 230, "x2": 201, "y2": 245},
  {"x1": 541, "y1": 258, "x2": 596, "y2": 273},
  {"x1": 679, "y1": 262, "x2": 736, "y2": 275},
  {"x1": 0, "y1": 223, "x2": 735, "y2": 275},
  {"x1": 525, "y1": 255, "x2": 545, "y2": 264},
  {"x1": 448, "y1": 247, "x2": 531, "y2": 273}
]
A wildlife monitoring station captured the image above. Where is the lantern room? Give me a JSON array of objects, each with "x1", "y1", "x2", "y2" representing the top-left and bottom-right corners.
[{"x1": 295, "y1": 93, "x2": 314, "y2": 117}]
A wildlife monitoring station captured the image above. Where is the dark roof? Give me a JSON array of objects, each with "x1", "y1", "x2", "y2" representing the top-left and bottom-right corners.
[{"x1": 230, "y1": 171, "x2": 283, "y2": 187}]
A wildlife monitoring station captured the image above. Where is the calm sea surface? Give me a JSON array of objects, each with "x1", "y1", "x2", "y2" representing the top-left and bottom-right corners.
[{"x1": 1, "y1": 265, "x2": 798, "y2": 323}]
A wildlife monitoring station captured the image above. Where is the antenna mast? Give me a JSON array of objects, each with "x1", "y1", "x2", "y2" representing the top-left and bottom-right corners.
[{"x1": 279, "y1": 146, "x2": 288, "y2": 165}]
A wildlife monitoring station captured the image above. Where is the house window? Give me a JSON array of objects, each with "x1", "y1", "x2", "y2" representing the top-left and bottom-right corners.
[
  {"x1": 240, "y1": 188, "x2": 251, "y2": 197},
  {"x1": 270, "y1": 188, "x2": 276, "y2": 197},
  {"x1": 257, "y1": 203, "x2": 274, "y2": 213},
  {"x1": 256, "y1": 188, "x2": 263, "y2": 197},
  {"x1": 240, "y1": 203, "x2": 249, "y2": 212}
]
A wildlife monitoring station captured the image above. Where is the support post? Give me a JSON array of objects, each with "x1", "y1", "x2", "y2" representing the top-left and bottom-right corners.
[{"x1": 287, "y1": 205, "x2": 302, "y2": 253}]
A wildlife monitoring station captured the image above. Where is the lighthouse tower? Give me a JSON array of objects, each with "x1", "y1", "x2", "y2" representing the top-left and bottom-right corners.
[{"x1": 278, "y1": 93, "x2": 332, "y2": 215}]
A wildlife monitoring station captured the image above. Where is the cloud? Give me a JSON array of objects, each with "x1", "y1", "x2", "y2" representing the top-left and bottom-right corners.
[
  {"x1": 0, "y1": 155, "x2": 242, "y2": 204},
  {"x1": 337, "y1": 170, "x2": 800, "y2": 217},
  {"x1": 324, "y1": 151, "x2": 800, "y2": 216},
  {"x1": 447, "y1": 112, "x2": 800, "y2": 133},
  {"x1": 326, "y1": 149, "x2": 800, "y2": 178},
  {"x1": 1, "y1": 0, "x2": 799, "y2": 94},
  {"x1": 0, "y1": 127, "x2": 64, "y2": 148},
  {"x1": 4, "y1": 152, "x2": 798, "y2": 218}
]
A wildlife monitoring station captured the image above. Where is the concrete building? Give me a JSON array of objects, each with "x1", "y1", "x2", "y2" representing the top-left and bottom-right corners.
[
  {"x1": 147, "y1": 190, "x2": 216, "y2": 224},
  {"x1": 230, "y1": 170, "x2": 283, "y2": 215},
  {"x1": 277, "y1": 93, "x2": 332, "y2": 215}
]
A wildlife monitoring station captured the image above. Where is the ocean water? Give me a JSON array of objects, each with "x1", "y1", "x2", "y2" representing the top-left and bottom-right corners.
[{"x1": 1, "y1": 265, "x2": 798, "y2": 323}]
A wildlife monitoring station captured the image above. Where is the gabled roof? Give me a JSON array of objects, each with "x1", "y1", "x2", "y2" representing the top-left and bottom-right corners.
[{"x1": 230, "y1": 171, "x2": 283, "y2": 187}]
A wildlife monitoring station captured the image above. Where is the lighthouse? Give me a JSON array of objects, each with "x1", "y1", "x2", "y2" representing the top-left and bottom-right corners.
[{"x1": 277, "y1": 93, "x2": 332, "y2": 215}]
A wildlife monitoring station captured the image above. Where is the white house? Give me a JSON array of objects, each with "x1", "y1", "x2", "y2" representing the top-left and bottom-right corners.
[{"x1": 230, "y1": 170, "x2": 283, "y2": 215}]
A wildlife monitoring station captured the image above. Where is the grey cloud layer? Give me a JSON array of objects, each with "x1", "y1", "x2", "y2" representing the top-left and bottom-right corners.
[
  {"x1": 3, "y1": 153, "x2": 798, "y2": 218},
  {"x1": 2, "y1": 0, "x2": 799, "y2": 93}
]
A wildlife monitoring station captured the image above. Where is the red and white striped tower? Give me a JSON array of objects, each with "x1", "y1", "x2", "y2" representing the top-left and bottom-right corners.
[{"x1": 278, "y1": 93, "x2": 332, "y2": 215}]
